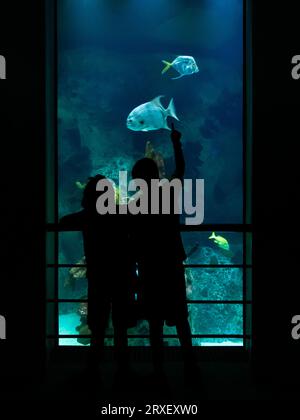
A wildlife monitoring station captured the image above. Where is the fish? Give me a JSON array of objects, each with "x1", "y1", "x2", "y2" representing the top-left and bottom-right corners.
[
  {"x1": 208, "y1": 232, "x2": 230, "y2": 251},
  {"x1": 126, "y1": 95, "x2": 179, "y2": 132},
  {"x1": 161, "y1": 56, "x2": 199, "y2": 80},
  {"x1": 75, "y1": 181, "x2": 86, "y2": 190}
]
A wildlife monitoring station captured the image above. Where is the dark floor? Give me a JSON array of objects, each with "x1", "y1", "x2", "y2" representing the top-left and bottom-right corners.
[{"x1": 2, "y1": 358, "x2": 300, "y2": 408}]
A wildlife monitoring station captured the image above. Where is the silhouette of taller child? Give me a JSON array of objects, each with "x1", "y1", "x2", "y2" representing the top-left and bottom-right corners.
[
  {"x1": 131, "y1": 125, "x2": 196, "y2": 375},
  {"x1": 60, "y1": 175, "x2": 136, "y2": 375}
]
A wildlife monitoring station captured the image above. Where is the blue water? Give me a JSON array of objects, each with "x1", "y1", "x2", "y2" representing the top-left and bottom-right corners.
[{"x1": 57, "y1": 0, "x2": 244, "y2": 346}]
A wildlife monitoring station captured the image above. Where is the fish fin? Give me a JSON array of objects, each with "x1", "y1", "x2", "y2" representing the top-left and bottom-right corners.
[
  {"x1": 166, "y1": 98, "x2": 179, "y2": 121},
  {"x1": 172, "y1": 75, "x2": 184, "y2": 80},
  {"x1": 151, "y1": 95, "x2": 164, "y2": 107},
  {"x1": 163, "y1": 122, "x2": 171, "y2": 130},
  {"x1": 161, "y1": 60, "x2": 173, "y2": 74}
]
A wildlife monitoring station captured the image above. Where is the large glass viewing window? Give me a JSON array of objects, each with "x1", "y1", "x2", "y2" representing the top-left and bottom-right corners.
[{"x1": 46, "y1": 0, "x2": 252, "y2": 349}]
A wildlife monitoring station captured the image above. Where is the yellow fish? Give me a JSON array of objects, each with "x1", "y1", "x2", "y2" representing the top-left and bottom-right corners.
[{"x1": 209, "y1": 232, "x2": 230, "y2": 251}]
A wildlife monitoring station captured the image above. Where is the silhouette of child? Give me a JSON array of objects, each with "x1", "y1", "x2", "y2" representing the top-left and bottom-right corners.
[
  {"x1": 60, "y1": 175, "x2": 136, "y2": 376},
  {"x1": 131, "y1": 125, "x2": 197, "y2": 377}
]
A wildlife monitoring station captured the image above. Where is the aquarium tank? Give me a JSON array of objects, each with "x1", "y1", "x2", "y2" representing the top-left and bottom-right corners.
[{"x1": 51, "y1": 0, "x2": 248, "y2": 347}]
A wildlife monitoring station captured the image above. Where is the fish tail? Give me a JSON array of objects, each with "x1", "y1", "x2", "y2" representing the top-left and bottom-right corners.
[
  {"x1": 209, "y1": 232, "x2": 216, "y2": 240},
  {"x1": 161, "y1": 60, "x2": 172, "y2": 74},
  {"x1": 167, "y1": 98, "x2": 179, "y2": 121}
]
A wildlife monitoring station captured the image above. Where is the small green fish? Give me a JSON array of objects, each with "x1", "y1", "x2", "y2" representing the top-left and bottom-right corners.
[
  {"x1": 209, "y1": 232, "x2": 230, "y2": 251},
  {"x1": 75, "y1": 181, "x2": 86, "y2": 190}
]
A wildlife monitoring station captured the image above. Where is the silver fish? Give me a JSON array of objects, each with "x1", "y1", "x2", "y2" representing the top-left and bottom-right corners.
[
  {"x1": 161, "y1": 55, "x2": 199, "y2": 80},
  {"x1": 126, "y1": 96, "x2": 179, "y2": 132}
]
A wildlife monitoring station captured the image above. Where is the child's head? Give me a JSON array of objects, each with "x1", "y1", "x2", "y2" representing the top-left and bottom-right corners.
[
  {"x1": 81, "y1": 174, "x2": 106, "y2": 211},
  {"x1": 132, "y1": 158, "x2": 159, "y2": 184}
]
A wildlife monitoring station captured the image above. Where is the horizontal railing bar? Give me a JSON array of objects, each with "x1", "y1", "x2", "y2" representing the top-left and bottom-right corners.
[
  {"x1": 47, "y1": 264, "x2": 86, "y2": 268},
  {"x1": 181, "y1": 225, "x2": 252, "y2": 232},
  {"x1": 47, "y1": 299, "x2": 252, "y2": 304},
  {"x1": 47, "y1": 264, "x2": 252, "y2": 269},
  {"x1": 46, "y1": 223, "x2": 253, "y2": 233},
  {"x1": 49, "y1": 334, "x2": 248, "y2": 339},
  {"x1": 185, "y1": 264, "x2": 251, "y2": 268},
  {"x1": 189, "y1": 300, "x2": 250, "y2": 304}
]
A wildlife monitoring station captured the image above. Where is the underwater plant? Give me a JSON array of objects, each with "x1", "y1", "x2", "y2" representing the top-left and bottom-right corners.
[{"x1": 144, "y1": 141, "x2": 166, "y2": 179}]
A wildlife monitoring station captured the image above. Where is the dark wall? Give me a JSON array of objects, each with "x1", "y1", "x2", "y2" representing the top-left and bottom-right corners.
[
  {"x1": 0, "y1": 0, "x2": 299, "y2": 385},
  {"x1": 0, "y1": 1, "x2": 46, "y2": 380},
  {"x1": 252, "y1": 1, "x2": 300, "y2": 381}
]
